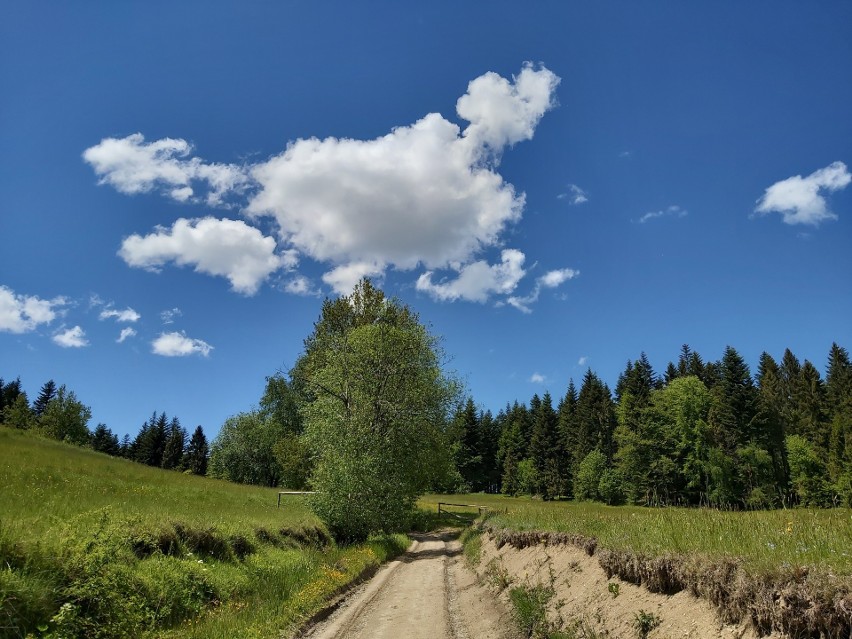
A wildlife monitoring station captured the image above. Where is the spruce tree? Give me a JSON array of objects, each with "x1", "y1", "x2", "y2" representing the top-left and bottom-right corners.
[
  {"x1": 185, "y1": 426, "x2": 209, "y2": 475},
  {"x1": 557, "y1": 380, "x2": 578, "y2": 498},
  {"x1": 91, "y1": 423, "x2": 121, "y2": 456},
  {"x1": 574, "y1": 370, "x2": 617, "y2": 463},
  {"x1": 529, "y1": 392, "x2": 562, "y2": 499},
  {"x1": 162, "y1": 417, "x2": 187, "y2": 470},
  {"x1": 32, "y1": 380, "x2": 57, "y2": 417}
]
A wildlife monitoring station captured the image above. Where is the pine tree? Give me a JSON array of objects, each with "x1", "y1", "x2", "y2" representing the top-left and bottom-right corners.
[
  {"x1": 575, "y1": 370, "x2": 617, "y2": 463},
  {"x1": 91, "y1": 423, "x2": 121, "y2": 456},
  {"x1": 755, "y1": 352, "x2": 789, "y2": 491},
  {"x1": 32, "y1": 380, "x2": 57, "y2": 417},
  {"x1": 529, "y1": 392, "x2": 563, "y2": 499},
  {"x1": 453, "y1": 398, "x2": 484, "y2": 491},
  {"x1": 162, "y1": 417, "x2": 187, "y2": 470},
  {"x1": 557, "y1": 380, "x2": 578, "y2": 498},
  {"x1": 826, "y1": 343, "x2": 852, "y2": 493},
  {"x1": 185, "y1": 426, "x2": 209, "y2": 475},
  {"x1": 798, "y1": 361, "x2": 828, "y2": 455},
  {"x1": 133, "y1": 412, "x2": 168, "y2": 467}
]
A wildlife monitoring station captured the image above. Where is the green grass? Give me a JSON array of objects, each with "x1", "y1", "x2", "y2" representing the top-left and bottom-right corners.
[
  {"x1": 419, "y1": 493, "x2": 852, "y2": 574},
  {"x1": 0, "y1": 428, "x2": 408, "y2": 639}
]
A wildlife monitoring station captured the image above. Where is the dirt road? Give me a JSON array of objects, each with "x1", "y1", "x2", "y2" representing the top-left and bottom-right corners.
[{"x1": 302, "y1": 531, "x2": 515, "y2": 639}]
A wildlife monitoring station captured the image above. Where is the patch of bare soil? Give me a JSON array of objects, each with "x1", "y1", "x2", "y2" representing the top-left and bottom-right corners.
[
  {"x1": 301, "y1": 531, "x2": 517, "y2": 639},
  {"x1": 475, "y1": 532, "x2": 786, "y2": 639}
]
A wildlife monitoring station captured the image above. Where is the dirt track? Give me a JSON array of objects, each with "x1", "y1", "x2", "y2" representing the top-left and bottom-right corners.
[{"x1": 303, "y1": 531, "x2": 515, "y2": 639}]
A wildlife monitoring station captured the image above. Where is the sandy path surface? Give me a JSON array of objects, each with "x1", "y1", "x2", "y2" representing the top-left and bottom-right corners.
[{"x1": 303, "y1": 531, "x2": 515, "y2": 639}]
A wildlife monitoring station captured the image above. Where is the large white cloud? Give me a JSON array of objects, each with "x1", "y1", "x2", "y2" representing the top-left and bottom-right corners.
[
  {"x1": 246, "y1": 64, "x2": 558, "y2": 286},
  {"x1": 86, "y1": 65, "x2": 562, "y2": 306},
  {"x1": 416, "y1": 249, "x2": 526, "y2": 303},
  {"x1": 755, "y1": 161, "x2": 850, "y2": 226},
  {"x1": 53, "y1": 326, "x2": 88, "y2": 348},
  {"x1": 151, "y1": 331, "x2": 213, "y2": 357},
  {"x1": 119, "y1": 217, "x2": 293, "y2": 295},
  {"x1": 83, "y1": 133, "x2": 249, "y2": 206},
  {"x1": 0, "y1": 285, "x2": 67, "y2": 333}
]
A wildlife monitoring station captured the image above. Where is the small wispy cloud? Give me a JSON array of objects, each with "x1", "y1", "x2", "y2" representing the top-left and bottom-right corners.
[
  {"x1": 557, "y1": 184, "x2": 588, "y2": 205},
  {"x1": 506, "y1": 267, "x2": 579, "y2": 313},
  {"x1": 160, "y1": 308, "x2": 182, "y2": 324},
  {"x1": 117, "y1": 327, "x2": 137, "y2": 343},
  {"x1": 619, "y1": 150, "x2": 632, "y2": 158},
  {"x1": 530, "y1": 372, "x2": 546, "y2": 384},
  {"x1": 283, "y1": 275, "x2": 321, "y2": 297},
  {"x1": 638, "y1": 205, "x2": 688, "y2": 224},
  {"x1": 578, "y1": 356, "x2": 588, "y2": 366},
  {"x1": 99, "y1": 307, "x2": 141, "y2": 323},
  {"x1": 754, "y1": 161, "x2": 850, "y2": 226}
]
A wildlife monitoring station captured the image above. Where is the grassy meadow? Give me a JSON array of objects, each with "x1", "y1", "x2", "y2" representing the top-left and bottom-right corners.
[
  {"x1": 0, "y1": 427, "x2": 408, "y2": 639},
  {"x1": 419, "y1": 493, "x2": 852, "y2": 575}
]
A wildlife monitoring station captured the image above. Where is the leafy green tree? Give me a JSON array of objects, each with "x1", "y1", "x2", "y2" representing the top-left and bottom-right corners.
[
  {"x1": 38, "y1": 385, "x2": 91, "y2": 445},
  {"x1": 32, "y1": 379, "x2": 57, "y2": 417},
  {"x1": 296, "y1": 280, "x2": 458, "y2": 541},
  {"x1": 184, "y1": 426, "x2": 209, "y2": 476},
  {"x1": 515, "y1": 458, "x2": 538, "y2": 495},
  {"x1": 786, "y1": 434, "x2": 830, "y2": 506},
  {"x1": 272, "y1": 435, "x2": 311, "y2": 489},
  {"x1": 1, "y1": 392, "x2": 34, "y2": 429},
  {"x1": 574, "y1": 449, "x2": 607, "y2": 501},
  {"x1": 209, "y1": 411, "x2": 285, "y2": 486}
]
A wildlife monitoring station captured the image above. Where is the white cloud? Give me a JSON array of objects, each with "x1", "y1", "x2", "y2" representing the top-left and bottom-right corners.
[
  {"x1": 99, "y1": 307, "x2": 140, "y2": 323},
  {"x1": 119, "y1": 217, "x2": 292, "y2": 295},
  {"x1": 160, "y1": 308, "x2": 182, "y2": 324},
  {"x1": 246, "y1": 64, "x2": 558, "y2": 280},
  {"x1": 117, "y1": 327, "x2": 137, "y2": 343},
  {"x1": 53, "y1": 326, "x2": 88, "y2": 348},
  {"x1": 638, "y1": 205, "x2": 688, "y2": 224},
  {"x1": 754, "y1": 161, "x2": 850, "y2": 226},
  {"x1": 578, "y1": 356, "x2": 588, "y2": 366},
  {"x1": 0, "y1": 286, "x2": 67, "y2": 333},
  {"x1": 151, "y1": 331, "x2": 213, "y2": 357},
  {"x1": 281, "y1": 275, "x2": 320, "y2": 297},
  {"x1": 86, "y1": 65, "x2": 562, "y2": 301},
  {"x1": 82, "y1": 133, "x2": 250, "y2": 206},
  {"x1": 557, "y1": 184, "x2": 588, "y2": 205},
  {"x1": 321, "y1": 262, "x2": 385, "y2": 296},
  {"x1": 416, "y1": 249, "x2": 526, "y2": 303},
  {"x1": 506, "y1": 266, "x2": 579, "y2": 313},
  {"x1": 530, "y1": 372, "x2": 546, "y2": 384}
]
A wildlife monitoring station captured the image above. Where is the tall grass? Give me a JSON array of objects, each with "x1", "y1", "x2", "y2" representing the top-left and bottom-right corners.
[
  {"x1": 420, "y1": 493, "x2": 852, "y2": 574},
  {"x1": 0, "y1": 428, "x2": 408, "y2": 639}
]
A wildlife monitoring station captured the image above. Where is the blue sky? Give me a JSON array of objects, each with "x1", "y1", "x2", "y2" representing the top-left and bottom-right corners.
[{"x1": 2, "y1": 2, "x2": 850, "y2": 439}]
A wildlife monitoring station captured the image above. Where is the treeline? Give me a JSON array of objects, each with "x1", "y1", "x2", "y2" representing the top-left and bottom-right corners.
[
  {"x1": 451, "y1": 343, "x2": 852, "y2": 508},
  {"x1": 0, "y1": 377, "x2": 209, "y2": 475}
]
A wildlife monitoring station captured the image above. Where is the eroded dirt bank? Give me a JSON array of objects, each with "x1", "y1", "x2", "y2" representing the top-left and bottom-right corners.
[{"x1": 475, "y1": 531, "x2": 773, "y2": 638}]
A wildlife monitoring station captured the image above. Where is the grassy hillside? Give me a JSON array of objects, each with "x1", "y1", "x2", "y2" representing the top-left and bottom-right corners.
[{"x1": 0, "y1": 428, "x2": 407, "y2": 639}]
